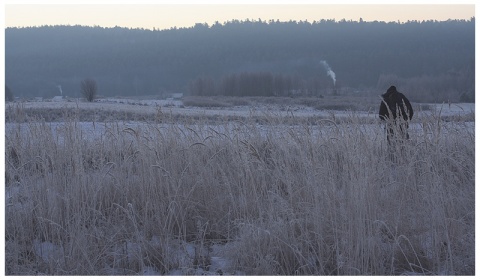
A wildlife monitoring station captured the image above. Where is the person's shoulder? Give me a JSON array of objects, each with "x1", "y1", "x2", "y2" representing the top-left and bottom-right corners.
[{"x1": 396, "y1": 91, "x2": 408, "y2": 99}]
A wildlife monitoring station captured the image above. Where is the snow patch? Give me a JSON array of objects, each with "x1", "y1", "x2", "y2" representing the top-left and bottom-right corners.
[{"x1": 33, "y1": 239, "x2": 64, "y2": 264}]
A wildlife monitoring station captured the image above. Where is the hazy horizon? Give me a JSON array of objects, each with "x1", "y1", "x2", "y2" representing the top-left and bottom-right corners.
[{"x1": 4, "y1": 3, "x2": 475, "y2": 31}]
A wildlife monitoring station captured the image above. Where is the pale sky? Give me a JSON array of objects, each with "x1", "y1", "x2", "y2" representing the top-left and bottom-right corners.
[{"x1": 3, "y1": 2, "x2": 476, "y2": 31}]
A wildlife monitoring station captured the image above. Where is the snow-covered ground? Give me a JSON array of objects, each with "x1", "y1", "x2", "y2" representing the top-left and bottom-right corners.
[
  {"x1": 5, "y1": 98, "x2": 474, "y2": 147},
  {"x1": 29, "y1": 236, "x2": 239, "y2": 275},
  {"x1": 4, "y1": 98, "x2": 475, "y2": 275},
  {"x1": 6, "y1": 97, "x2": 475, "y2": 121}
]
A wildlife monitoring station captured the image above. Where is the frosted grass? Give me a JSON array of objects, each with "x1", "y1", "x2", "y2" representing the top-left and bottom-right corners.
[{"x1": 4, "y1": 105, "x2": 474, "y2": 275}]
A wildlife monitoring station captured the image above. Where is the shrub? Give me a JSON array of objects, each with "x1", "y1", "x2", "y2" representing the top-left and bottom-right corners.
[{"x1": 81, "y1": 78, "x2": 98, "y2": 102}]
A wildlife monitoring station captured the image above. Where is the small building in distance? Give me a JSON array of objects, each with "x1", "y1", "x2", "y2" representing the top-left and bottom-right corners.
[
  {"x1": 171, "y1": 93, "x2": 183, "y2": 100},
  {"x1": 52, "y1": 96, "x2": 64, "y2": 102}
]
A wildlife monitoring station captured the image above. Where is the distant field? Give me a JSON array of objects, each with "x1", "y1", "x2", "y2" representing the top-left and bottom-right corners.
[
  {"x1": 5, "y1": 96, "x2": 474, "y2": 123},
  {"x1": 4, "y1": 99, "x2": 475, "y2": 275}
]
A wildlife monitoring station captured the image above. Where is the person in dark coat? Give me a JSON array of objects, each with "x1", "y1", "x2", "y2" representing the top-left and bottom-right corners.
[{"x1": 379, "y1": 86, "x2": 414, "y2": 146}]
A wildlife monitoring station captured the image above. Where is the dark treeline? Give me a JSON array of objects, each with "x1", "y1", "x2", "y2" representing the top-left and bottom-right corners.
[
  {"x1": 5, "y1": 18, "x2": 475, "y2": 102},
  {"x1": 189, "y1": 72, "x2": 325, "y2": 97}
]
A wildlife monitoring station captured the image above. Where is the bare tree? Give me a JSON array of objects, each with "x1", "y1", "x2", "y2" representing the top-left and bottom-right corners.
[{"x1": 81, "y1": 78, "x2": 97, "y2": 102}]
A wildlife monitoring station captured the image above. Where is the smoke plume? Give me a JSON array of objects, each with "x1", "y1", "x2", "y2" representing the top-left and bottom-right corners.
[{"x1": 320, "y1": 60, "x2": 336, "y2": 86}]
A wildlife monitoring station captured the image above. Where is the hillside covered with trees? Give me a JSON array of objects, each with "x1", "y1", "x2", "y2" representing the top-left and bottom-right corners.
[{"x1": 5, "y1": 18, "x2": 475, "y2": 102}]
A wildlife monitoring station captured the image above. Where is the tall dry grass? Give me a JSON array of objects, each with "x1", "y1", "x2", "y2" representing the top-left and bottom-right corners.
[{"x1": 4, "y1": 107, "x2": 475, "y2": 275}]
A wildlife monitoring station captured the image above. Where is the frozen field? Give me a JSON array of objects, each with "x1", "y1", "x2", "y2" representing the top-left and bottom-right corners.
[
  {"x1": 7, "y1": 97, "x2": 475, "y2": 119},
  {"x1": 4, "y1": 99, "x2": 475, "y2": 275},
  {"x1": 5, "y1": 98, "x2": 475, "y2": 145}
]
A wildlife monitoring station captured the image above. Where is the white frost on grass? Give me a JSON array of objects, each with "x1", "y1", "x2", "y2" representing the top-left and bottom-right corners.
[
  {"x1": 4, "y1": 99, "x2": 474, "y2": 275},
  {"x1": 7, "y1": 98, "x2": 474, "y2": 124}
]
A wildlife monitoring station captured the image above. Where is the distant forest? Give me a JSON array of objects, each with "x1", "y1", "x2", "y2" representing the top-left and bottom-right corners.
[{"x1": 5, "y1": 18, "x2": 475, "y2": 102}]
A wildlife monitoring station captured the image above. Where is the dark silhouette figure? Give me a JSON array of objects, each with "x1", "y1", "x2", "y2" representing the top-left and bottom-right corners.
[{"x1": 379, "y1": 86, "x2": 414, "y2": 147}]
